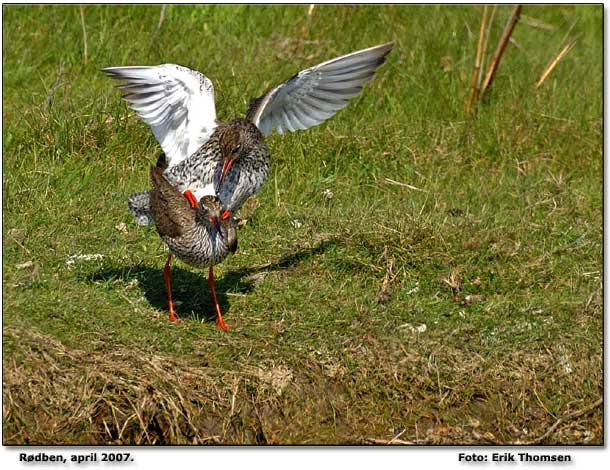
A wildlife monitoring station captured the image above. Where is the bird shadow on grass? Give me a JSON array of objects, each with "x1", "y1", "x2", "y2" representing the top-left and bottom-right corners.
[{"x1": 88, "y1": 237, "x2": 337, "y2": 324}]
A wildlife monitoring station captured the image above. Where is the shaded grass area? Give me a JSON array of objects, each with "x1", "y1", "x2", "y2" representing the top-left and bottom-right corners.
[{"x1": 2, "y1": 4, "x2": 603, "y2": 444}]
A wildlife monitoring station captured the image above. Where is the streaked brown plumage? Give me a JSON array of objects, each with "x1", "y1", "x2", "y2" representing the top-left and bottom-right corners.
[
  {"x1": 149, "y1": 165, "x2": 237, "y2": 329},
  {"x1": 105, "y1": 43, "x2": 394, "y2": 330},
  {"x1": 105, "y1": 42, "x2": 394, "y2": 223}
]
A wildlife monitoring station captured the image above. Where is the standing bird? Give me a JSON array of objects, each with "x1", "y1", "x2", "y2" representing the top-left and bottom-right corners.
[
  {"x1": 149, "y1": 164, "x2": 238, "y2": 330},
  {"x1": 103, "y1": 43, "x2": 393, "y2": 328},
  {"x1": 102, "y1": 42, "x2": 393, "y2": 218}
]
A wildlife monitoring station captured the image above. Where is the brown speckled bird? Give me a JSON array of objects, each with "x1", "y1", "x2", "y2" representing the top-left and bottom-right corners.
[
  {"x1": 103, "y1": 42, "x2": 394, "y2": 220},
  {"x1": 149, "y1": 165, "x2": 237, "y2": 330},
  {"x1": 104, "y1": 43, "x2": 393, "y2": 330}
]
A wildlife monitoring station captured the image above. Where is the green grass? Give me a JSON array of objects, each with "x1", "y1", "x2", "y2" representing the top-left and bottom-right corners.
[{"x1": 2, "y1": 4, "x2": 602, "y2": 444}]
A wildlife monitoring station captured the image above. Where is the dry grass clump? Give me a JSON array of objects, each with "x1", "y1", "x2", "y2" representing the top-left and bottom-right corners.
[
  {"x1": 3, "y1": 326, "x2": 270, "y2": 444},
  {"x1": 4, "y1": 325, "x2": 602, "y2": 445}
]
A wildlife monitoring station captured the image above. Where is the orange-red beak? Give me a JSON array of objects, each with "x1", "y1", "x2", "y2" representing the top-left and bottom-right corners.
[{"x1": 217, "y1": 157, "x2": 235, "y2": 193}]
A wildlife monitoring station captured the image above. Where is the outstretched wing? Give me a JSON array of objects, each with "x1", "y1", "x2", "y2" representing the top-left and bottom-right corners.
[
  {"x1": 101, "y1": 64, "x2": 217, "y2": 167},
  {"x1": 246, "y1": 42, "x2": 393, "y2": 136}
]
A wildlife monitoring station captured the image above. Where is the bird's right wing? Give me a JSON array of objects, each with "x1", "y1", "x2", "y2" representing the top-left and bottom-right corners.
[
  {"x1": 102, "y1": 64, "x2": 217, "y2": 167},
  {"x1": 149, "y1": 166, "x2": 195, "y2": 238},
  {"x1": 246, "y1": 42, "x2": 393, "y2": 136}
]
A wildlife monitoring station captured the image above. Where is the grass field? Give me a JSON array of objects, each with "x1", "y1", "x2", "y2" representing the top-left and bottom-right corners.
[{"x1": 2, "y1": 4, "x2": 603, "y2": 445}]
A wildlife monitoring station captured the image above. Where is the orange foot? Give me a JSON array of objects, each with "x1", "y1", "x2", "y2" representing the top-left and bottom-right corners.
[
  {"x1": 216, "y1": 317, "x2": 229, "y2": 331},
  {"x1": 168, "y1": 312, "x2": 182, "y2": 324}
]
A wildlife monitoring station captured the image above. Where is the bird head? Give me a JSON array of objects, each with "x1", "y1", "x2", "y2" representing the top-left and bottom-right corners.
[
  {"x1": 197, "y1": 195, "x2": 233, "y2": 231},
  {"x1": 216, "y1": 120, "x2": 261, "y2": 192}
]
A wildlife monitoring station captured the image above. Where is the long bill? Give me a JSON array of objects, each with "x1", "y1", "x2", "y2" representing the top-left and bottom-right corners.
[{"x1": 216, "y1": 157, "x2": 235, "y2": 193}]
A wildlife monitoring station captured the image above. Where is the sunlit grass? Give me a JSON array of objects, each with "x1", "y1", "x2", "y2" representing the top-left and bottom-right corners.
[{"x1": 2, "y1": 4, "x2": 602, "y2": 444}]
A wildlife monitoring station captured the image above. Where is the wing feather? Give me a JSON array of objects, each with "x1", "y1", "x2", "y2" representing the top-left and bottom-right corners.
[
  {"x1": 246, "y1": 43, "x2": 393, "y2": 136},
  {"x1": 149, "y1": 166, "x2": 195, "y2": 238},
  {"x1": 101, "y1": 64, "x2": 218, "y2": 167}
]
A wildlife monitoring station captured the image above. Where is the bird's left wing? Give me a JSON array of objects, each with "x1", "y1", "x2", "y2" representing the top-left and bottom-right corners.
[
  {"x1": 246, "y1": 42, "x2": 393, "y2": 136},
  {"x1": 102, "y1": 64, "x2": 217, "y2": 167}
]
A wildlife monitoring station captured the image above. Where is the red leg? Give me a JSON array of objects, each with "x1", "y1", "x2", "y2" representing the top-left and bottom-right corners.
[
  {"x1": 164, "y1": 253, "x2": 181, "y2": 323},
  {"x1": 208, "y1": 266, "x2": 229, "y2": 331}
]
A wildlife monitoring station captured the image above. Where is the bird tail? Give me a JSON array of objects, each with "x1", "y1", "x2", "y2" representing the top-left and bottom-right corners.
[{"x1": 128, "y1": 191, "x2": 154, "y2": 226}]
